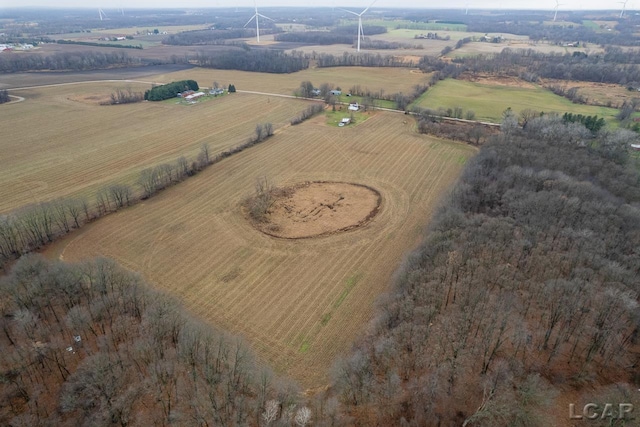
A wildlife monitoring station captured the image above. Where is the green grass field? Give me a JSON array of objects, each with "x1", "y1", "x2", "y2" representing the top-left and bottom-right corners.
[{"x1": 414, "y1": 79, "x2": 621, "y2": 123}]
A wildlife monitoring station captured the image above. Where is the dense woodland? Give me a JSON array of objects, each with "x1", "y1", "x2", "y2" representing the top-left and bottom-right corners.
[
  {"x1": 194, "y1": 50, "x2": 309, "y2": 74},
  {"x1": 0, "y1": 51, "x2": 141, "y2": 73},
  {"x1": 0, "y1": 256, "x2": 313, "y2": 426},
  {"x1": 332, "y1": 117, "x2": 640, "y2": 425}
]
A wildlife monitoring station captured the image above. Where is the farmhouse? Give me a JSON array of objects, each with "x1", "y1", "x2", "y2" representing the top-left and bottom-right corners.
[
  {"x1": 311, "y1": 88, "x2": 321, "y2": 96},
  {"x1": 348, "y1": 103, "x2": 360, "y2": 111},
  {"x1": 209, "y1": 88, "x2": 224, "y2": 96},
  {"x1": 330, "y1": 90, "x2": 342, "y2": 96},
  {"x1": 338, "y1": 118, "x2": 351, "y2": 127}
]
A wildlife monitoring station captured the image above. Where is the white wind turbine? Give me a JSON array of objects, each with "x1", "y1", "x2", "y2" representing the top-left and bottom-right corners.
[
  {"x1": 619, "y1": 0, "x2": 629, "y2": 17},
  {"x1": 98, "y1": 8, "x2": 107, "y2": 21},
  {"x1": 339, "y1": 0, "x2": 378, "y2": 52},
  {"x1": 244, "y1": 1, "x2": 274, "y2": 43},
  {"x1": 552, "y1": 0, "x2": 563, "y2": 21}
]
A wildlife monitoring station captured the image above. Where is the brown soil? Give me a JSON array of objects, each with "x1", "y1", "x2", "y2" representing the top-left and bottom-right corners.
[
  {"x1": 67, "y1": 93, "x2": 113, "y2": 105},
  {"x1": 252, "y1": 182, "x2": 381, "y2": 239}
]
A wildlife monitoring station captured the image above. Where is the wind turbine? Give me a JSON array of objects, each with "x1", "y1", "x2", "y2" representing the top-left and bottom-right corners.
[
  {"x1": 244, "y1": 1, "x2": 274, "y2": 43},
  {"x1": 98, "y1": 8, "x2": 107, "y2": 21},
  {"x1": 339, "y1": 0, "x2": 378, "y2": 52},
  {"x1": 552, "y1": 0, "x2": 563, "y2": 21},
  {"x1": 619, "y1": 0, "x2": 629, "y2": 17}
]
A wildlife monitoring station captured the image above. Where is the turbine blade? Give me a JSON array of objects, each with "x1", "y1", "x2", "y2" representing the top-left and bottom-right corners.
[
  {"x1": 257, "y1": 13, "x2": 274, "y2": 21},
  {"x1": 244, "y1": 15, "x2": 256, "y2": 27},
  {"x1": 361, "y1": 0, "x2": 378, "y2": 15},
  {"x1": 338, "y1": 8, "x2": 360, "y2": 16}
]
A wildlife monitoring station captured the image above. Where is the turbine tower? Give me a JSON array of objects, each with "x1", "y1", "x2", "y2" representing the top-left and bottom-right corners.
[
  {"x1": 552, "y1": 0, "x2": 563, "y2": 21},
  {"x1": 244, "y1": 1, "x2": 273, "y2": 43},
  {"x1": 339, "y1": 0, "x2": 378, "y2": 52},
  {"x1": 98, "y1": 8, "x2": 107, "y2": 21},
  {"x1": 619, "y1": 0, "x2": 629, "y2": 17}
]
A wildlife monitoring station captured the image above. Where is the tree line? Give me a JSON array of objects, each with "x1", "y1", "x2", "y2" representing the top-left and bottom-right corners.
[
  {"x1": 315, "y1": 52, "x2": 411, "y2": 68},
  {"x1": 162, "y1": 28, "x2": 262, "y2": 45},
  {"x1": 0, "y1": 115, "x2": 281, "y2": 270},
  {"x1": 194, "y1": 50, "x2": 309, "y2": 74},
  {"x1": 449, "y1": 48, "x2": 640, "y2": 86},
  {"x1": 0, "y1": 51, "x2": 140, "y2": 73},
  {"x1": 0, "y1": 89, "x2": 10, "y2": 104},
  {"x1": 331, "y1": 115, "x2": 640, "y2": 425}
]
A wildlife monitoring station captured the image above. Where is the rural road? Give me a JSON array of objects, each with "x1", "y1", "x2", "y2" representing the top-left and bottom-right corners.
[{"x1": 4, "y1": 78, "x2": 499, "y2": 127}]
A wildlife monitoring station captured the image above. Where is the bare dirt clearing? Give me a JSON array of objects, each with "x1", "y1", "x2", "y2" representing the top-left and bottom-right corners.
[
  {"x1": 252, "y1": 182, "x2": 381, "y2": 239},
  {"x1": 44, "y1": 112, "x2": 477, "y2": 387}
]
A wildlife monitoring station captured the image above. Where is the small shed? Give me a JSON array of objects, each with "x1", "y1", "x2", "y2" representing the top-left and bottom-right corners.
[
  {"x1": 185, "y1": 92, "x2": 205, "y2": 101},
  {"x1": 330, "y1": 90, "x2": 342, "y2": 96}
]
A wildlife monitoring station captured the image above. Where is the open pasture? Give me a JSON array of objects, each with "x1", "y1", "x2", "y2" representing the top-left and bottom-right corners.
[
  {"x1": 0, "y1": 81, "x2": 306, "y2": 213},
  {"x1": 45, "y1": 112, "x2": 476, "y2": 387},
  {"x1": 415, "y1": 78, "x2": 620, "y2": 123}
]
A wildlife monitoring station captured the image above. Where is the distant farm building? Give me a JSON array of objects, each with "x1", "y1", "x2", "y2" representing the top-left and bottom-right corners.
[
  {"x1": 631, "y1": 144, "x2": 640, "y2": 151},
  {"x1": 209, "y1": 88, "x2": 224, "y2": 96},
  {"x1": 185, "y1": 92, "x2": 205, "y2": 101},
  {"x1": 330, "y1": 90, "x2": 342, "y2": 96},
  {"x1": 339, "y1": 118, "x2": 351, "y2": 127},
  {"x1": 178, "y1": 90, "x2": 196, "y2": 98},
  {"x1": 311, "y1": 88, "x2": 321, "y2": 96},
  {"x1": 348, "y1": 103, "x2": 360, "y2": 111}
]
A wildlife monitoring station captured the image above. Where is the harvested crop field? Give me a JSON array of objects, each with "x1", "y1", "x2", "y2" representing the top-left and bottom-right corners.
[
  {"x1": 45, "y1": 112, "x2": 476, "y2": 387},
  {"x1": 150, "y1": 65, "x2": 432, "y2": 96},
  {"x1": 0, "y1": 82, "x2": 307, "y2": 213}
]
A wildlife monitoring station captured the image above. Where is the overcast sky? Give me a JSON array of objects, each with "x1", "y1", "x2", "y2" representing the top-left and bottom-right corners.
[{"x1": 1, "y1": 0, "x2": 632, "y2": 13}]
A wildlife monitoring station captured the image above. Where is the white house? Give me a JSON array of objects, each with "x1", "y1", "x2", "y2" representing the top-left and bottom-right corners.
[
  {"x1": 339, "y1": 118, "x2": 351, "y2": 127},
  {"x1": 348, "y1": 102, "x2": 360, "y2": 111}
]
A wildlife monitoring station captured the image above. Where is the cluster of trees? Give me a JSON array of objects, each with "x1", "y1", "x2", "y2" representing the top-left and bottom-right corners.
[
  {"x1": 359, "y1": 39, "x2": 419, "y2": 50},
  {"x1": 0, "y1": 89, "x2": 10, "y2": 104},
  {"x1": 561, "y1": 112, "x2": 606, "y2": 133},
  {"x1": 316, "y1": 52, "x2": 411, "y2": 68},
  {"x1": 291, "y1": 103, "x2": 324, "y2": 125},
  {"x1": 107, "y1": 88, "x2": 144, "y2": 105},
  {"x1": 0, "y1": 51, "x2": 140, "y2": 72},
  {"x1": 332, "y1": 116, "x2": 640, "y2": 425},
  {"x1": 162, "y1": 28, "x2": 259, "y2": 45},
  {"x1": 545, "y1": 84, "x2": 588, "y2": 105},
  {"x1": 466, "y1": 18, "x2": 640, "y2": 47},
  {"x1": 144, "y1": 79, "x2": 199, "y2": 101},
  {"x1": 0, "y1": 255, "x2": 316, "y2": 426},
  {"x1": 333, "y1": 25, "x2": 387, "y2": 36},
  {"x1": 451, "y1": 48, "x2": 640, "y2": 86},
  {"x1": 413, "y1": 106, "x2": 491, "y2": 144},
  {"x1": 194, "y1": 50, "x2": 309, "y2": 74},
  {"x1": 274, "y1": 31, "x2": 353, "y2": 45}
]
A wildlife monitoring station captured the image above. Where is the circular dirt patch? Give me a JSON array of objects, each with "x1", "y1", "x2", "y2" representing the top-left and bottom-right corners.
[{"x1": 250, "y1": 182, "x2": 381, "y2": 239}]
